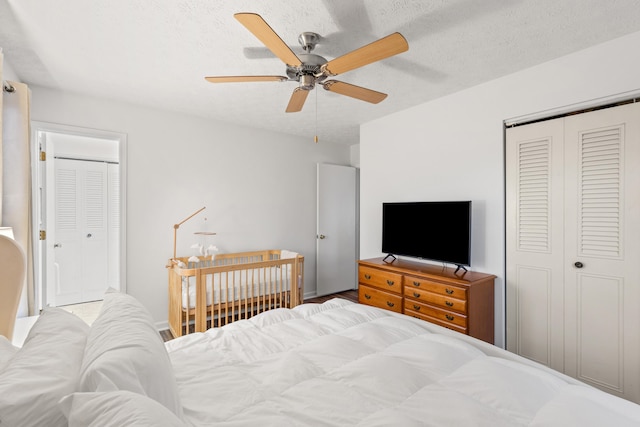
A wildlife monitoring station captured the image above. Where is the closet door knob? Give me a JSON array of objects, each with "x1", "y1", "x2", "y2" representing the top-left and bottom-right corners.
[{"x1": 574, "y1": 261, "x2": 584, "y2": 268}]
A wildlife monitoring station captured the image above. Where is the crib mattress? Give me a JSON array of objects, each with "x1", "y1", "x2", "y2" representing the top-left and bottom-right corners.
[{"x1": 181, "y1": 266, "x2": 293, "y2": 309}]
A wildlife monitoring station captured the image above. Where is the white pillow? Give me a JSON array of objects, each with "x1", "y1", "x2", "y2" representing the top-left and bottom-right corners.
[
  {"x1": 0, "y1": 308, "x2": 90, "y2": 427},
  {"x1": 79, "y1": 290, "x2": 183, "y2": 419},
  {"x1": 59, "y1": 390, "x2": 185, "y2": 427},
  {"x1": 280, "y1": 249, "x2": 299, "y2": 259},
  {"x1": 0, "y1": 336, "x2": 18, "y2": 371}
]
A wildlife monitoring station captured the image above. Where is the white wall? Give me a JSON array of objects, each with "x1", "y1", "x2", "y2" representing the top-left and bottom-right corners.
[
  {"x1": 47, "y1": 132, "x2": 119, "y2": 162},
  {"x1": 28, "y1": 86, "x2": 350, "y2": 326},
  {"x1": 350, "y1": 144, "x2": 360, "y2": 168},
  {"x1": 360, "y1": 31, "x2": 640, "y2": 348},
  {"x1": 1, "y1": 53, "x2": 19, "y2": 81}
]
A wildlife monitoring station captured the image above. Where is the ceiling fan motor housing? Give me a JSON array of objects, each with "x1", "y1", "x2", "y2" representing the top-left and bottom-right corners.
[{"x1": 286, "y1": 53, "x2": 328, "y2": 89}]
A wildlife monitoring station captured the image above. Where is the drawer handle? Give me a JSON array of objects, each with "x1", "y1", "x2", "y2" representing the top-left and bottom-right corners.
[
  {"x1": 412, "y1": 281, "x2": 420, "y2": 287},
  {"x1": 386, "y1": 280, "x2": 394, "y2": 286},
  {"x1": 413, "y1": 304, "x2": 420, "y2": 311},
  {"x1": 386, "y1": 301, "x2": 395, "y2": 308},
  {"x1": 364, "y1": 274, "x2": 371, "y2": 280},
  {"x1": 413, "y1": 292, "x2": 420, "y2": 298},
  {"x1": 445, "y1": 288, "x2": 454, "y2": 295},
  {"x1": 445, "y1": 301, "x2": 454, "y2": 307},
  {"x1": 446, "y1": 314, "x2": 454, "y2": 321},
  {"x1": 364, "y1": 294, "x2": 371, "y2": 300}
]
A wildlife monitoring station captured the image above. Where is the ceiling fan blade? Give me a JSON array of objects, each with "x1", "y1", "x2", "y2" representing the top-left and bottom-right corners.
[
  {"x1": 322, "y1": 32, "x2": 408, "y2": 76},
  {"x1": 205, "y1": 75, "x2": 288, "y2": 83},
  {"x1": 286, "y1": 88, "x2": 309, "y2": 113},
  {"x1": 322, "y1": 80, "x2": 387, "y2": 104},
  {"x1": 234, "y1": 13, "x2": 302, "y2": 67}
]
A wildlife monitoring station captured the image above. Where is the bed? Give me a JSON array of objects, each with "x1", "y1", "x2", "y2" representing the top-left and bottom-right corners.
[
  {"x1": 1, "y1": 290, "x2": 640, "y2": 426},
  {"x1": 167, "y1": 249, "x2": 304, "y2": 337}
]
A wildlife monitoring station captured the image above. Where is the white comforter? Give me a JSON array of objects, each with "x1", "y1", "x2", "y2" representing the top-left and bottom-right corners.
[{"x1": 166, "y1": 299, "x2": 640, "y2": 426}]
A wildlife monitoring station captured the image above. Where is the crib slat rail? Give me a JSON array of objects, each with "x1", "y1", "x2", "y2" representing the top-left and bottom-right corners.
[{"x1": 167, "y1": 250, "x2": 304, "y2": 337}]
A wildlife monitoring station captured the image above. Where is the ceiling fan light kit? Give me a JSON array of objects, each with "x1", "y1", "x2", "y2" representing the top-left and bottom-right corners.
[{"x1": 205, "y1": 13, "x2": 409, "y2": 114}]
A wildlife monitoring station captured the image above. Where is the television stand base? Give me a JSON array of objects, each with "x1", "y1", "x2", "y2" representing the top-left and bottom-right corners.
[
  {"x1": 382, "y1": 254, "x2": 397, "y2": 264},
  {"x1": 454, "y1": 264, "x2": 468, "y2": 275}
]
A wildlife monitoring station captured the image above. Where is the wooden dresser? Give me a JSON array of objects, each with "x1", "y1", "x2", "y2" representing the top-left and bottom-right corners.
[{"x1": 358, "y1": 257, "x2": 496, "y2": 344}]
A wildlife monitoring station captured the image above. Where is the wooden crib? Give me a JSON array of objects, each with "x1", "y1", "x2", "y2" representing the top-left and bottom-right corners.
[{"x1": 167, "y1": 249, "x2": 304, "y2": 338}]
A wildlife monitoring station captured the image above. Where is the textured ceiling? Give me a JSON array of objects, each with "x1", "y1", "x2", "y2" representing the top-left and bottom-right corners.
[{"x1": 2, "y1": 0, "x2": 640, "y2": 145}]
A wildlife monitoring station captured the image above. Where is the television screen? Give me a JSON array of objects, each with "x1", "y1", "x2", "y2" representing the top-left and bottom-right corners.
[{"x1": 382, "y1": 201, "x2": 471, "y2": 266}]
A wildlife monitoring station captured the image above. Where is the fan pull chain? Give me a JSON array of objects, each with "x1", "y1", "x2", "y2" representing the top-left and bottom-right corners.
[{"x1": 314, "y1": 88, "x2": 319, "y2": 143}]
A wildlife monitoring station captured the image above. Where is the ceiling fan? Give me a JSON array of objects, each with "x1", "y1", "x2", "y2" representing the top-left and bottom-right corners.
[{"x1": 205, "y1": 13, "x2": 409, "y2": 113}]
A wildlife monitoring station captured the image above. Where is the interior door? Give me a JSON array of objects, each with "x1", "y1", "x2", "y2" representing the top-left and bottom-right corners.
[
  {"x1": 53, "y1": 158, "x2": 109, "y2": 305},
  {"x1": 36, "y1": 123, "x2": 124, "y2": 310},
  {"x1": 316, "y1": 163, "x2": 357, "y2": 297}
]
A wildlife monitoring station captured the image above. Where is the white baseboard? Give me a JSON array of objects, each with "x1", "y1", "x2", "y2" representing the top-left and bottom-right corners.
[{"x1": 155, "y1": 320, "x2": 169, "y2": 332}]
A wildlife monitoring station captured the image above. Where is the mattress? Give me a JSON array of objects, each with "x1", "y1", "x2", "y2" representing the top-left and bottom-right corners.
[
  {"x1": 166, "y1": 298, "x2": 640, "y2": 426},
  {"x1": 181, "y1": 266, "x2": 292, "y2": 309}
]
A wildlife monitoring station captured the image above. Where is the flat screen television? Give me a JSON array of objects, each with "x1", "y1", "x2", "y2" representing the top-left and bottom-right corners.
[{"x1": 382, "y1": 201, "x2": 471, "y2": 267}]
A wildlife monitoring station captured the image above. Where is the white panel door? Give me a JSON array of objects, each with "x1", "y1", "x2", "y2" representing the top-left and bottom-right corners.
[
  {"x1": 506, "y1": 102, "x2": 640, "y2": 403},
  {"x1": 316, "y1": 163, "x2": 357, "y2": 297},
  {"x1": 54, "y1": 159, "x2": 109, "y2": 305}
]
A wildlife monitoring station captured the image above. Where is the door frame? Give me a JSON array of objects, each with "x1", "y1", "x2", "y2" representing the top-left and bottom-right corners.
[{"x1": 31, "y1": 121, "x2": 127, "y2": 309}]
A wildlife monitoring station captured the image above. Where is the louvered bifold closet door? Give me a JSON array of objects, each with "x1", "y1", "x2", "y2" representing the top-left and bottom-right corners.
[
  {"x1": 563, "y1": 102, "x2": 640, "y2": 403},
  {"x1": 82, "y1": 160, "x2": 109, "y2": 302},
  {"x1": 506, "y1": 117, "x2": 565, "y2": 372},
  {"x1": 54, "y1": 159, "x2": 83, "y2": 305},
  {"x1": 54, "y1": 159, "x2": 109, "y2": 305},
  {"x1": 107, "y1": 163, "x2": 120, "y2": 290},
  {"x1": 507, "y1": 102, "x2": 640, "y2": 404}
]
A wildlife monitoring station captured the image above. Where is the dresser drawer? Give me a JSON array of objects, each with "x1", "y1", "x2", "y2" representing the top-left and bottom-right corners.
[
  {"x1": 358, "y1": 284, "x2": 403, "y2": 313},
  {"x1": 359, "y1": 266, "x2": 402, "y2": 294},
  {"x1": 404, "y1": 275, "x2": 466, "y2": 300},
  {"x1": 405, "y1": 309, "x2": 468, "y2": 335},
  {"x1": 404, "y1": 288, "x2": 467, "y2": 314},
  {"x1": 405, "y1": 299, "x2": 467, "y2": 328}
]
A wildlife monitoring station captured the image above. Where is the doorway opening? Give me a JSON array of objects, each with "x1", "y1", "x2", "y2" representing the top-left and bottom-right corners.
[{"x1": 31, "y1": 122, "x2": 127, "y2": 310}]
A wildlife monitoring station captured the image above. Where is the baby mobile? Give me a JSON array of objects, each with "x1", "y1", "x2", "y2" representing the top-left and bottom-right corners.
[{"x1": 171, "y1": 207, "x2": 218, "y2": 267}]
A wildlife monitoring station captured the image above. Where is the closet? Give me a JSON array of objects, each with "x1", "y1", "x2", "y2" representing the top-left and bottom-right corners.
[
  {"x1": 53, "y1": 158, "x2": 118, "y2": 306},
  {"x1": 506, "y1": 102, "x2": 640, "y2": 403}
]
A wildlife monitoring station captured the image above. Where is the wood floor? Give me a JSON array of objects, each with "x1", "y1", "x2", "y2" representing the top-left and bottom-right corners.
[
  {"x1": 159, "y1": 289, "x2": 358, "y2": 342},
  {"x1": 305, "y1": 289, "x2": 358, "y2": 304}
]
